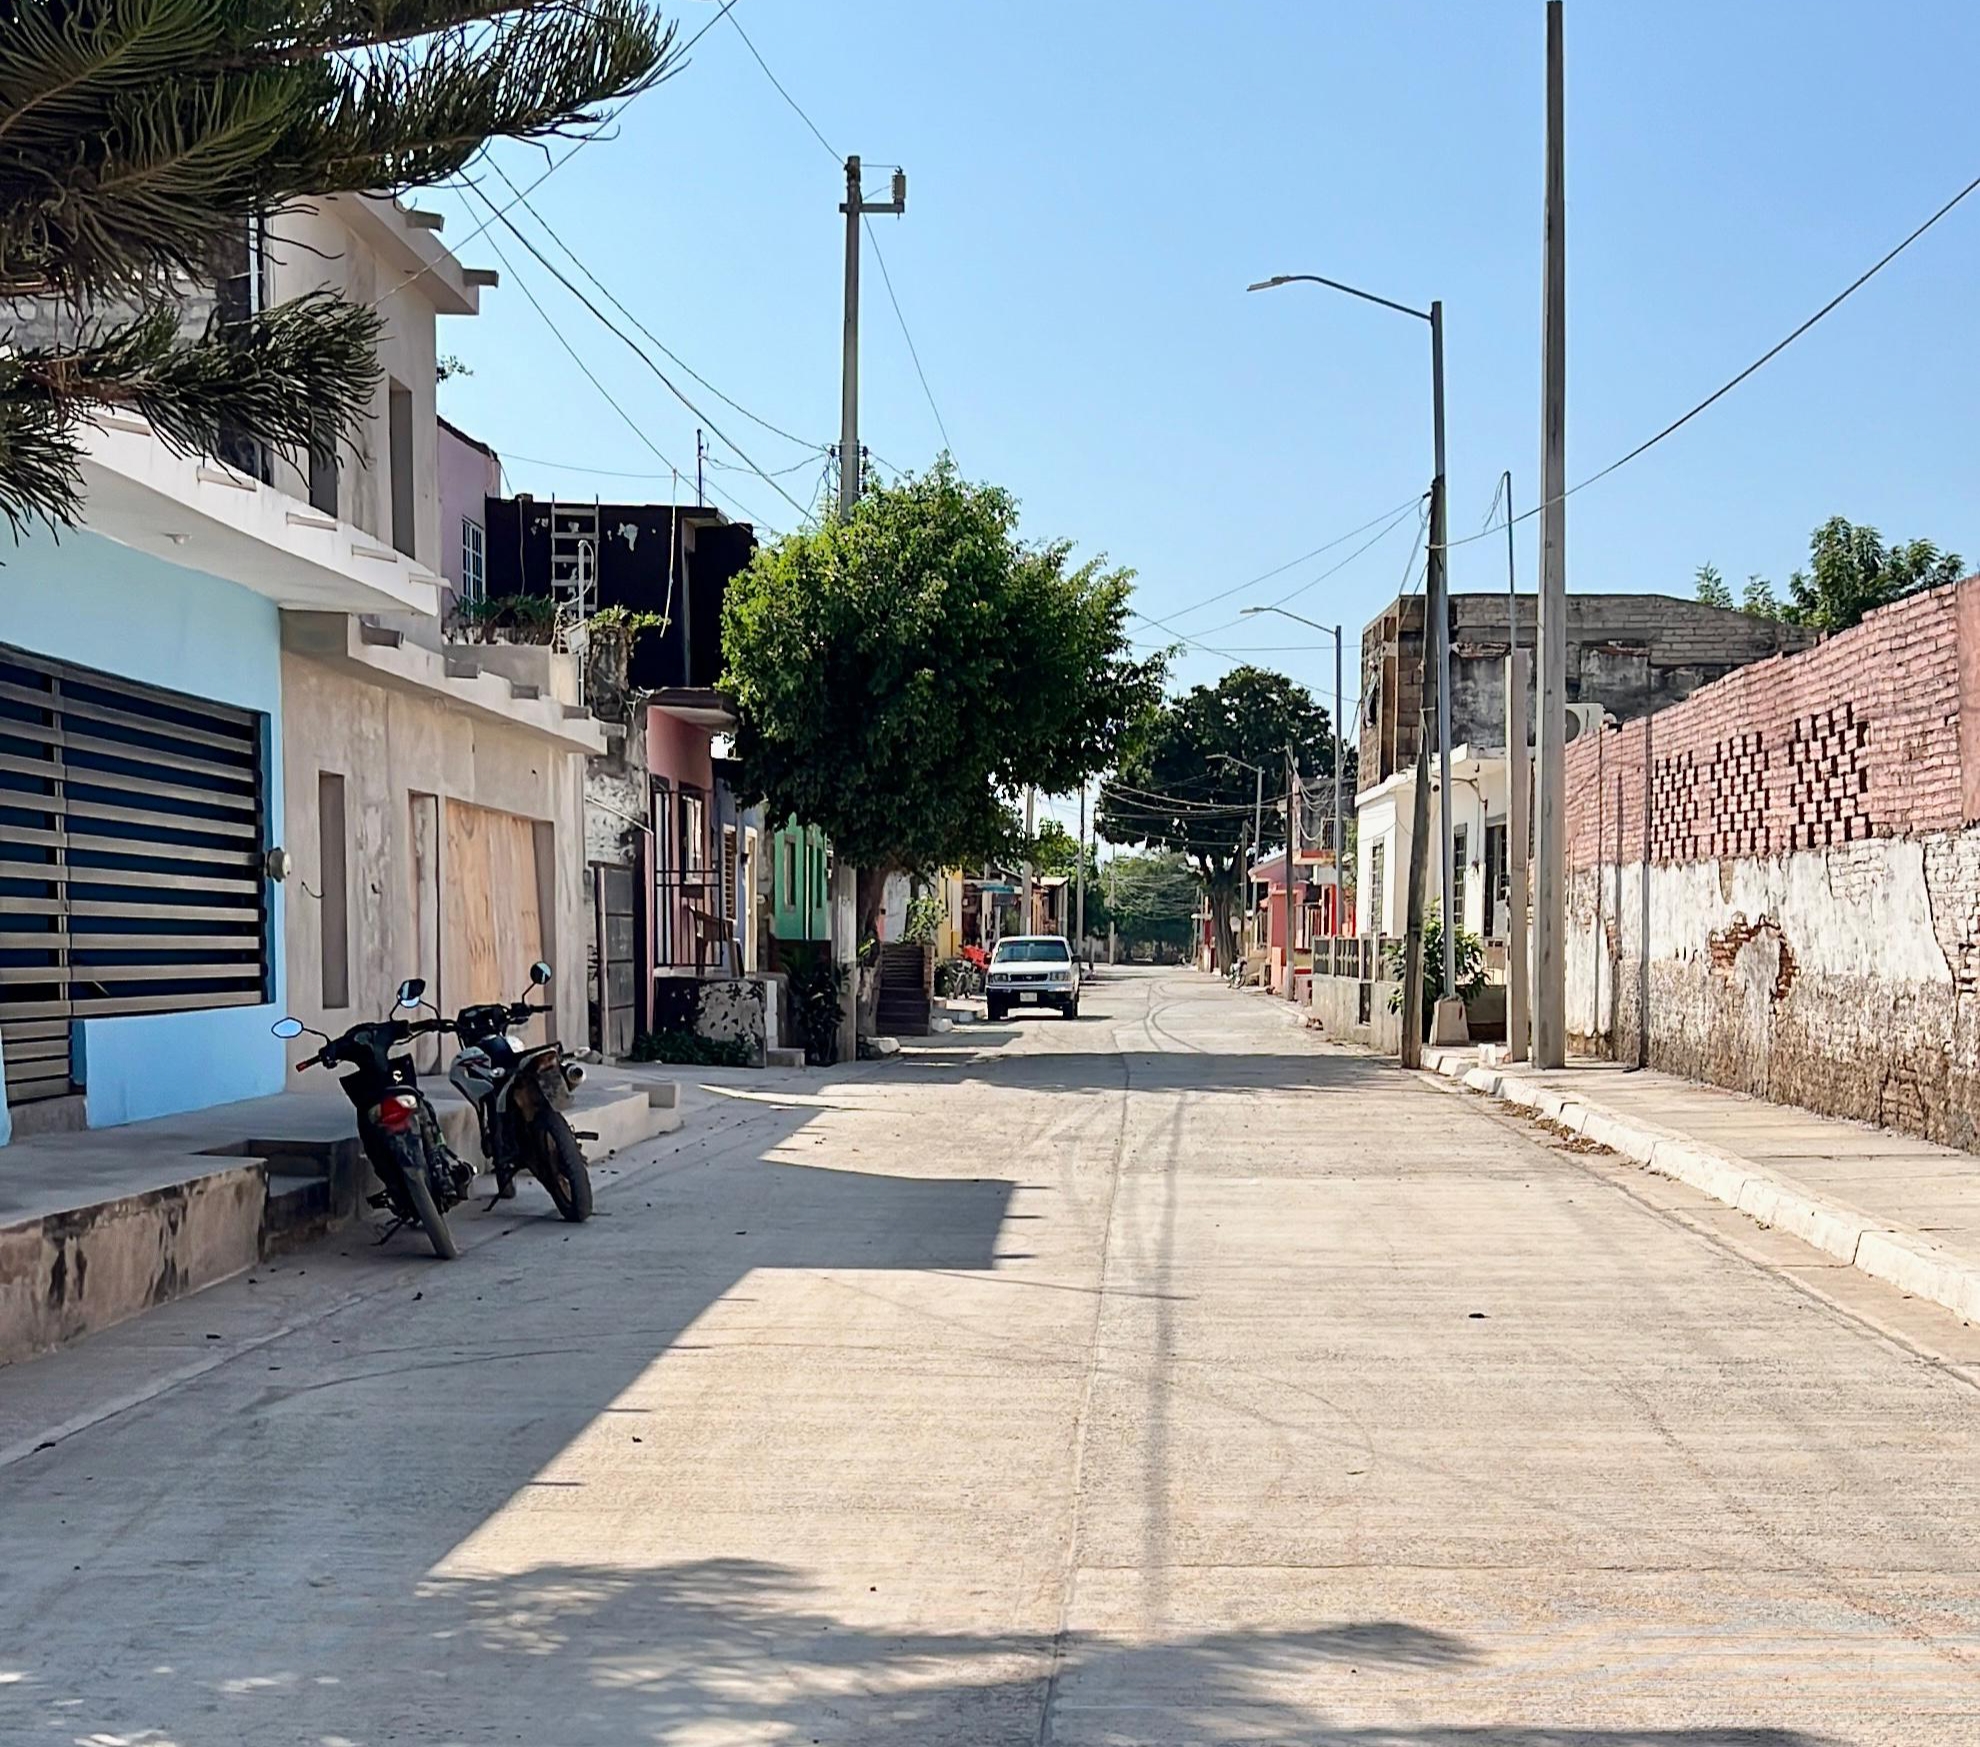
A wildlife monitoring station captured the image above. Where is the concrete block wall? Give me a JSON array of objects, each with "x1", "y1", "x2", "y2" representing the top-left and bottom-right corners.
[{"x1": 1560, "y1": 580, "x2": 1980, "y2": 1150}]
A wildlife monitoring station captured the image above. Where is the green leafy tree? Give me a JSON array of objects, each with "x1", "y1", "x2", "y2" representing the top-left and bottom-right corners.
[
  {"x1": 1100, "y1": 850, "x2": 1198, "y2": 955},
  {"x1": 721, "y1": 459, "x2": 1164, "y2": 941},
  {"x1": 1097, "y1": 665, "x2": 1341, "y2": 971},
  {"x1": 1, "y1": 0, "x2": 674, "y2": 530},
  {"x1": 1741, "y1": 573, "x2": 1781, "y2": 619},
  {"x1": 1699, "y1": 516, "x2": 1966, "y2": 635},
  {"x1": 1781, "y1": 516, "x2": 1965, "y2": 632},
  {"x1": 1028, "y1": 819, "x2": 1084, "y2": 879}
]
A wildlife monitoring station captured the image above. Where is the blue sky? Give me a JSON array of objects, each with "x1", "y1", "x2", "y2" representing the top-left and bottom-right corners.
[{"x1": 434, "y1": 0, "x2": 1980, "y2": 745}]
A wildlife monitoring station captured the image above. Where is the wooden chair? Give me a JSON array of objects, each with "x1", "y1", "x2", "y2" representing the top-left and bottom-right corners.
[{"x1": 687, "y1": 904, "x2": 737, "y2": 977}]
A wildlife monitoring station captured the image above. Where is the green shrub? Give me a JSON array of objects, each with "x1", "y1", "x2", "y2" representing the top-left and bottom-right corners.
[
  {"x1": 450, "y1": 592, "x2": 559, "y2": 644},
  {"x1": 782, "y1": 943, "x2": 845, "y2": 1065},
  {"x1": 1384, "y1": 904, "x2": 1489, "y2": 1036},
  {"x1": 902, "y1": 894, "x2": 946, "y2": 945},
  {"x1": 628, "y1": 1029, "x2": 753, "y2": 1067}
]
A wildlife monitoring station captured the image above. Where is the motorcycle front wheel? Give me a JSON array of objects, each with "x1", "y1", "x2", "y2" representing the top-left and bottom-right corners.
[
  {"x1": 399, "y1": 1155, "x2": 460, "y2": 1260},
  {"x1": 529, "y1": 1105, "x2": 593, "y2": 1223}
]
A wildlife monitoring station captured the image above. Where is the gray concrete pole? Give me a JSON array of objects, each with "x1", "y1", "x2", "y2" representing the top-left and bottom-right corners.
[
  {"x1": 1020, "y1": 786, "x2": 1035, "y2": 935},
  {"x1": 1075, "y1": 782, "x2": 1087, "y2": 950},
  {"x1": 1534, "y1": 0, "x2": 1569, "y2": 1066},
  {"x1": 839, "y1": 154, "x2": 862, "y2": 517},
  {"x1": 1430, "y1": 301, "x2": 1454, "y2": 990},
  {"x1": 1285, "y1": 745, "x2": 1298, "y2": 1002},
  {"x1": 1426, "y1": 301, "x2": 1469, "y2": 1050},
  {"x1": 1251, "y1": 764, "x2": 1264, "y2": 957},
  {"x1": 1506, "y1": 648, "x2": 1531, "y2": 1061},
  {"x1": 1399, "y1": 728, "x2": 1432, "y2": 1067},
  {"x1": 1333, "y1": 623, "x2": 1344, "y2": 937}
]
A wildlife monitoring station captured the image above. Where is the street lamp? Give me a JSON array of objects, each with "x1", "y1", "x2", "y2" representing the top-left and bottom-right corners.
[
  {"x1": 1239, "y1": 606, "x2": 1346, "y2": 940},
  {"x1": 1247, "y1": 271, "x2": 1460, "y2": 1060}
]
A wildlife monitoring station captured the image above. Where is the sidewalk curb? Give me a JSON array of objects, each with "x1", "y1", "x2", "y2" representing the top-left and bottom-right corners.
[{"x1": 1424, "y1": 1049, "x2": 1980, "y2": 1326}]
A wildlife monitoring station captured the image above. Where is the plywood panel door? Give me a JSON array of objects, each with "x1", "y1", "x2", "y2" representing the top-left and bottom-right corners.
[{"x1": 443, "y1": 800, "x2": 547, "y2": 1046}]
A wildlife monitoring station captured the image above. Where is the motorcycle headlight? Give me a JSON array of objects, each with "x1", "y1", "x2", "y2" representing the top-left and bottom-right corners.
[{"x1": 562, "y1": 1062, "x2": 586, "y2": 1090}]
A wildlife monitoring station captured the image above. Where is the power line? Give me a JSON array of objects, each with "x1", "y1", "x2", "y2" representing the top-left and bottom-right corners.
[
  {"x1": 723, "y1": 8, "x2": 956, "y2": 460},
  {"x1": 476, "y1": 226, "x2": 781, "y2": 534},
  {"x1": 371, "y1": 0, "x2": 749, "y2": 312},
  {"x1": 485, "y1": 160, "x2": 829, "y2": 455},
  {"x1": 1100, "y1": 779, "x2": 1266, "y2": 815},
  {"x1": 865, "y1": 218, "x2": 955, "y2": 458},
  {"x1": 1156, "y1": 496, "x2": 1425, "y2": 645},
  {"x1": 1443, "y1": 163, "x2": 1980, "y2": 553},
  {"x1": 705, "y1": 451, "x2": 826, "y2": 479},
  {"x1": 1156, "y1": 491, "x2": 1428, "y2": 626},
  {"x1": 463, "y1": 182, "x2": 813, "y2": 522},
  {"x1": 502, "y1": 452, "x2": 679, "y2": 481},
  {"x1": 725, "y1": 8, "x2": 837, "y2": 159}
]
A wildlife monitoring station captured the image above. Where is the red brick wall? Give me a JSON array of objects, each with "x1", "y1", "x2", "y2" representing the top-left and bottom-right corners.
[{"x1": 1564, "y1": 583, "x2": 1969, "y2": 872}]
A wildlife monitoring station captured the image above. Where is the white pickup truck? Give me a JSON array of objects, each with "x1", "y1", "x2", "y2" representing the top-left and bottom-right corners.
[{"x1": 985, "y1": 934, "x2": 1080, "y2": 1022}]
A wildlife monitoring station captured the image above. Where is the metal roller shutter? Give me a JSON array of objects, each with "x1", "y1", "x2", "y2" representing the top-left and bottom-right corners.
[{"x1": 0, "y1": 642, "x2": 270, "y2": 1107}]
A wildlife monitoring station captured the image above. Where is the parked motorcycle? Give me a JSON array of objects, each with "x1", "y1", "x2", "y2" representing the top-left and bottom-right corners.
[
  {"x1": 272, "y1": 980, "x2": 474, "y2": 1260},
  {"x1": 446, "y1": 961, "x2": 594, "y2": 1223}
]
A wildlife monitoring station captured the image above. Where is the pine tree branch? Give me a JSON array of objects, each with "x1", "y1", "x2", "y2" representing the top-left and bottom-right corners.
[
  {"x1": 0, "y1": 0, "x2": 675, "y2": 529},
  {"x1": 3, "y1": 290, "x2": 381, "y2": 532}
]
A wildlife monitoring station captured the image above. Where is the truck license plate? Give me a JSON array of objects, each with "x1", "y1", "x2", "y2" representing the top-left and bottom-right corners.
[{"x1": 1020, "y1": 992, "x2": 1039, "y2": 1004}]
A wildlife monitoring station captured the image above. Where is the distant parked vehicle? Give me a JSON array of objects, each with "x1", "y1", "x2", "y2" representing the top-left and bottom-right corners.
[{"x1": 986, "y1": 934, "x2": 1080, "y2": 1021}]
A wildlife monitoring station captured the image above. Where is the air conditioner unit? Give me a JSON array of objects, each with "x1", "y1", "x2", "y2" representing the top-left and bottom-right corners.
[{"x1": 1564, "y1": 702, "x2": 1605, "y2": 743}]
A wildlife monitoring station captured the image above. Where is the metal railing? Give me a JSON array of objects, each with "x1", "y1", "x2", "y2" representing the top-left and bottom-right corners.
[{"x1": 1310, "y1": 936, "x2": 1390, "y2": 983}]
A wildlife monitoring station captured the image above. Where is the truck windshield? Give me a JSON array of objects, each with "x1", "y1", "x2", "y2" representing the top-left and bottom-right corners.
[{"x1": 993, "y1": 940, "x2": 1070, "y2": 963}]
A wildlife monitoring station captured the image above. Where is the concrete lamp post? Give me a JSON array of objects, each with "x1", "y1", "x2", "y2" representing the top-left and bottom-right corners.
[{"x1": 1246, "y1": 271, "x2": 1466, "y2": 1057}]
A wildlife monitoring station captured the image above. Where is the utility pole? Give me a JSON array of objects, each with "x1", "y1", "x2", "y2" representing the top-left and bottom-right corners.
[
  {"x1": 1020, "y1": 786, "x2": 1035, "y2": 935},
  {"x1": 838, "y1": 155, "x2": 907, "y2": 518},
  {"x1": 1506, "y1": 647, "x2": 1531, "y2": 1061},
  {"x1": 695, "y1": 429, "x2": 705, "y2": 508},
  {"x1": 1107, "y1": 852, "x2": 1117, "y2": 966},
  {"x1": 1250, "y1": 763, "x2": 1264, "y2": 960},
  {"x1": 1534, "y1": 0, "x2": 1569, "y2": 1066},
  {"x1": 1425, "y1": 302, "x2": 1466, "y2": 1049},
  {"x1": 1075, "y1": 781, "x2": 1088, "y2": 957},
  {"x1": 1333, "y1": 622, "x2": 1345, "y2": 938},
  {"x1": 1285, "y1": 745, "x2": 1299, "y2": 1002}
]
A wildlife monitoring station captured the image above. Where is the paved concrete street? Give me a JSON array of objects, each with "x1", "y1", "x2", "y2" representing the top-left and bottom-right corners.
[{"x1": 5, "y1": 966, "x2": 1980, "y2": 1745}]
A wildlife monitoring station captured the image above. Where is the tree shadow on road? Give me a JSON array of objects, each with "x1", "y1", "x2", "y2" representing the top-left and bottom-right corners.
[{"x1": 38, "y1": 1552, "x2": 1827, "y2": 1745}]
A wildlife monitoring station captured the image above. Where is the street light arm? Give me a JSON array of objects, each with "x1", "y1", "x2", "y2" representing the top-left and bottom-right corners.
[
  {"x1": 1240, "y1": 604, "x2": 1340, "y2": 641},
  {"x1": 1246, "y1": 273, "x2": 1431, "y2": 325}
]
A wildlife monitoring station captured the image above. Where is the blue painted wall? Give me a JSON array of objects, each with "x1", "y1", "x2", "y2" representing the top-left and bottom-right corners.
[{"x1": 0, "y1": 530, "x2": 286, "y2": 1134}]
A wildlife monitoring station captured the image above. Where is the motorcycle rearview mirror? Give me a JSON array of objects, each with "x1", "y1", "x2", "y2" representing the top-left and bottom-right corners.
[
  {"x1": 397, "y1": 977, "x2": 426, "y2": 1009},
  {"x1": 530, "y1": 961, "x2": 553, "y2": 987},
  {"x1": 271, "y1": 1017, "x2": 306, "y2": 1040}
]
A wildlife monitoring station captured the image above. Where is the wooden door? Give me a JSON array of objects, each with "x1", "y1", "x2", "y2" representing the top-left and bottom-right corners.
[{"x1": 442, "y1": 800, "x2": 546, "y2": 1045}]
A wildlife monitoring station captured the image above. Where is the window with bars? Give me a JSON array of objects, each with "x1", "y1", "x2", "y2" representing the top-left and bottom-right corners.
[
  {"x1": 461, "y1": 517, "x2": 486, "y2": 602},
  {"x1": 0, "y1": 644, "x2": 270, "y2": 1106}
]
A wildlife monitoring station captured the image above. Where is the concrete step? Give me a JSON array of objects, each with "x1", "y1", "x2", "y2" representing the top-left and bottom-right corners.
[
  {"x1": 0, "y1": 1076, "x2": 687, "y2": 1368},
  {"x1": 764, "y1": 1047, "x2": 807, "y2": 1069},
  {"x1": 263, "y1": 1171, "x2": 337, "y2": 1256}
]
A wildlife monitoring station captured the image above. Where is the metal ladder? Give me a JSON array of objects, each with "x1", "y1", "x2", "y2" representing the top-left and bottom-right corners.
[
  {"x1": 548, "y1": 498, "x2": 598, "y2": 619},
  {"x1": 548, "y1": 498, "x2": 598, "y2": 704}
]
